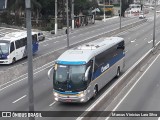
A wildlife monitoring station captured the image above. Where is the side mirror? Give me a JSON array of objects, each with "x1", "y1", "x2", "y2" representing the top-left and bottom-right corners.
[
  {"x1": 84, "y1": 66, "x2": 91, "y2": 81},
  {"x1": 48, "y1": 67, "x2": 53, "y2": 80}
]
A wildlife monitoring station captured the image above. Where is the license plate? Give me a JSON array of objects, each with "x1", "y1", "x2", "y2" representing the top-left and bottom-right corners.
[{"x1": 65, "y1": 99, "x2": 72, "y2": 102}]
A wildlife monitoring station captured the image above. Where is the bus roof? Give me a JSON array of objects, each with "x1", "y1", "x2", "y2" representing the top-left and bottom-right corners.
[
  {"x1": 0, "y1": 31, "x2": 37, "y2": 42},
  {"x1": 56, "y1": 37, "x2": 124, "y2": 65}
]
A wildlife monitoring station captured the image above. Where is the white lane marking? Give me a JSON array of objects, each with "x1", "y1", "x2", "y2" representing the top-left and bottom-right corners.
[
  {"x1": 0, "y1": 61, "x2": 55, "y2": 92},
  {"x1": 2, "y1": 18, "x2": 142, "y2": 71},
  {"x1": 0, "y1": 19, "x2": 146, "y2": 91},
  {"x1": 76, "y1": 41, "x2": 160, "y2": 120},
  {"x1": 43, "y1": 44, "x2": 49, "y2": 47},
  {"x1": 105, "y1": 53, "x2": 160, "y2": 120},
  {"x1": 40, "y1": 18, "x2": 139, "y2": 44},
  {"x1": 131, "y1": 40, "x2": 136, "y2": 43},
  {"x1": 144, "y1": 38, "x2": 147, "y2": 41},
  {"x1": 54, "y1": 41, "x2": 60, "y2": 43},
  {"x1": 135, "y1": 44, "x2": 138, "y2": 46},
  {"x1": 148, "y1": 40, "x2": 153, "y2": 43},
  {"x1": 12, "y1": 95, "x2": 27, "y2": 103},
  {"x1": 158, "y1": 117, "x2": 160, "y2": 120},
  {"x1": 49, "y1": 101, "x2": 56, "y2": 107}
]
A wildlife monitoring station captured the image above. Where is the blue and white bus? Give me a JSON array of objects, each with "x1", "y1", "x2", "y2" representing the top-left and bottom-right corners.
[
  {"x1": 48, "y1": 37, "x2": 125, "y2": 103},
  {"x1": 0, "y1": 31, "x2": 39, "y2": 64}
]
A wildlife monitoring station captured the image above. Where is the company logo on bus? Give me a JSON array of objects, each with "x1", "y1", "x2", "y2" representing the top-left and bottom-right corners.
[{"x1": 101, "y1": 64, "x2": 110, "y2": 73}]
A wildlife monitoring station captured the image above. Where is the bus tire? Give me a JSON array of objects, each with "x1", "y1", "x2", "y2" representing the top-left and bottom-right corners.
[
  {"x1": 12, "y1": 58, "x2": 16, "y2": 64},
  {"x1": 116, "y1": 67, "x2": 120, "y2": 78},
  {"x1": 92, "y1": 85, "x2": 98, "y2": 99}
]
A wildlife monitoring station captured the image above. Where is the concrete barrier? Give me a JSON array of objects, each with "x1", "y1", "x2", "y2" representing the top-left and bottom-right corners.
[{"x1": 0, "y1": 19, "x2": 147, "y2": 87}]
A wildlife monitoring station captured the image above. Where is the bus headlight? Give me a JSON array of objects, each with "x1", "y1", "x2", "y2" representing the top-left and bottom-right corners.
[
  {"x1": 54, "y1": 92, "x2": 58, "y2": 97},
  {"x1": 79, "y1": 91, "x2": 86, "y2": 97},
  {"x1": 79, "y1": 93, "x2": 84, "y2": 97},
  {"x1": 55, "y1": 97, "x2": 58, "y2": 101}
]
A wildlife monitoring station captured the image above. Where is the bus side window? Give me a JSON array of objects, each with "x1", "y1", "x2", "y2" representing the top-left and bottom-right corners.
[
  {"x1": 15, "y1": 40, "x2": 21, "y2": 49},
  {"x1": 87, "y1": 60, "x2": 93, "y2": 82},
  {"x1": 10, "y1": 42, "x2": 15, "y2": 53}
]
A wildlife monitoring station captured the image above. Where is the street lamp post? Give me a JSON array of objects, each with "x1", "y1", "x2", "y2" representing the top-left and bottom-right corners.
[
  {"x1": 25, "y1": 0, "x2": 35, "y2": 120},
  {"x1": 103, "y1": 0, "x2": 106, "y2": 22},
  {"x1": 66, "y1": 0, "x2": 69, "y2": 48},
  {"x1": 153, "y1": 0, "x2": 157, "y2": 48},
  {"x1": 55, "y1": 0, "x2": 58, "y2": 34},
  {"x1": 71, "y1": 0, "x2": 74, "y2": 30},
  {"x1": 120, "y1": 0, "x2": 122, "y2": 29}
]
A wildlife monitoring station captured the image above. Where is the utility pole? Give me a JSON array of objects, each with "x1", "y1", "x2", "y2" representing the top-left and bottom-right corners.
[
  {"x1": 153, "y1": 0, "x2": 157, "y2": 48},
  {"x1": 120, "y1": 0, "x2": 122, "y2": 29},
  {"x1": 5, "y1": 0, "x2": 7, "y2": 9},
  {"x1": 103, "y1": 0, "x2": 106, "y2": 22},
  {"x1": 55, "y1": 0, "x2": 58, "y2": 34},
  {"x1": 66, "y1": 0, "x2": 69, "y2": 48},
  {"x1": 71, "y1": 0, "x2": 74, "y2": 30},
  {"x1": 25, "y1": 0, "x2": 35, "y2": 120}
]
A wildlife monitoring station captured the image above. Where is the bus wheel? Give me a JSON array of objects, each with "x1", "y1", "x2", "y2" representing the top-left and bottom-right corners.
[
  {"x1": 12, "y1": 58, "x2": 16, "y2": 64},
  {"x1": 93, "y1": 85, "x2": 98, "y2": 99},
  {"x1": 116, "y1": 67, "x2": 120, "y2": 78}
]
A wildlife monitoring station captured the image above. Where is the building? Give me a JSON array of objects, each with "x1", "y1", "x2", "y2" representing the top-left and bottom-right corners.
[{"x1": 0, "y1": 0, "x2": 7, "y2": 11}]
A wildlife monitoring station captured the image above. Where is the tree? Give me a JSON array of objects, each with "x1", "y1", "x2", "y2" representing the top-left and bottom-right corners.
[
  {"x1": 74, "y1": 0, "x2": 98, "y2": 15},
  {"x1": 7, "y1": 0, "x2": 42, "y2": 25}
]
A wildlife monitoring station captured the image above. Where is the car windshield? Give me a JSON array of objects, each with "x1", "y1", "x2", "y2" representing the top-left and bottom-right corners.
[
  {"x1": 0, "y1": 41, "x2": 9, "y2": 54},
  {"x1": 53, "y1": 64, "x2": 87, "y2": 92}
]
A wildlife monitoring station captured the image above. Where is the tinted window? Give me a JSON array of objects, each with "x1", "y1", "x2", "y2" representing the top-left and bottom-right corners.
[
  {"x1": 94, "y1": 45, "x2": 117, "y2": 71},
  {"x1": 117, "y1": 41, "x2": 125, "y2": 50},
  {"x1": 10, "y1": 42, "x2": 15, "y2": 53},
  {"x1": 15, "y1": 40, "x2": 21, "y2": 49}
]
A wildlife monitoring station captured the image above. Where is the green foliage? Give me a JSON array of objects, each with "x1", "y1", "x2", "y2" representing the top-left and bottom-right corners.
[
  {"x1": 74, "y1": 0, "x2": 98, "y2": 15},
  {"x1": 0, "y1": 11, "x2": 14, "y2": 25},
  {"x1": 3, "y1": 0, "x2": 129, "y2": 29}
]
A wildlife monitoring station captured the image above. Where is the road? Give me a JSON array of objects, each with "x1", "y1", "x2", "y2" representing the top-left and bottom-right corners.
[
  {"x1": 106, "y1": 51, "x2": 160, "y2": 120},
  {"x1": 0, "y1": 12, "x2": 160, "y2": 120},
  {"x1": 0, "y1": 17, "x2": 144, "y2": 71}
]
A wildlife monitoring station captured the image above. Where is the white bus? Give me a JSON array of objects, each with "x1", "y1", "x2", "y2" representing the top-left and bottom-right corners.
[
  {"x1": 48, "y1": 37, "x2": 125, "y2": 103},
  {"x1": 0, "y1": 31, "x2": 39, "y2": 64}
]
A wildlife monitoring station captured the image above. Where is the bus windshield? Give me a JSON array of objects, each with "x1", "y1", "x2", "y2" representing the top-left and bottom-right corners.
[
  {"x1": 0, "y1": 41, "x2": 9, "y2": 54},
  {"x1": 53, "y1": 64, "x2": 87, "y2": 92}
]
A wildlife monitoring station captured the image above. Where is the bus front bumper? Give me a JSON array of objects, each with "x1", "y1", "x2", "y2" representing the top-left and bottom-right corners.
[
  {"x1": 0, "y1": 59, "x2": 10, "y2": 64},
  {"x1": 53, "y1": 91, "x2": 88, "y2": 103}
]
